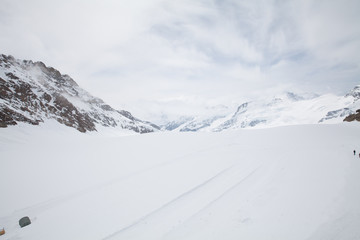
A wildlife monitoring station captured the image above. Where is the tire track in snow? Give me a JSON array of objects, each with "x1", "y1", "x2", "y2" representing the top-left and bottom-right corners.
[{"x1": 101, "y1": 165, "x2": 235, "y2": 240}]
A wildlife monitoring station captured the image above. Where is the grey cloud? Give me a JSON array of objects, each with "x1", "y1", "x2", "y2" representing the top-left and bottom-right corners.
[{"x1": 0, "y1": 0, "x2": 359, "y2": 119}]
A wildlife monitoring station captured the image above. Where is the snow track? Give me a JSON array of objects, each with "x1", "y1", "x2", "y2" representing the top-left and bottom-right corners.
[
  {"x1": 102, "y1": 165, "x2": 234, "y2": 239},
  {"x1": 103, "y1": 162, "x2": 265, "y2": 240},
  {"x1": 1, "y1": 123, "x2": 360, "y2": 240}
]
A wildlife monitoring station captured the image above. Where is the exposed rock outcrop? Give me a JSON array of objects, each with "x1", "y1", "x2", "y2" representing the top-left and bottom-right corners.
[
  {"x1": 344, "y1": 109, "x2": 360, "y2": 122},
  {"x1": 0, "y1": 54, "x2": 159, "y2": 133}
]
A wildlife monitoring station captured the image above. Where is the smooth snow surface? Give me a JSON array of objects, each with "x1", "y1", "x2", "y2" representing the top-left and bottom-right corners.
[{"x1": 1, "y1": 122, "x2": 360, "y2": 240}]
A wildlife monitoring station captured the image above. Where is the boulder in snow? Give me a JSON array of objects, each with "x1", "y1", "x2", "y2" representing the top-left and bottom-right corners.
[{"x1": 19, "y1": 216, "x2": 31, "y2": 228}]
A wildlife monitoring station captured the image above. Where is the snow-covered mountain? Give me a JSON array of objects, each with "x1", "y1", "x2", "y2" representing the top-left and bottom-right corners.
[
  {"x1": 164, "y1": 88, "x2": 360, "y2": 132},
  {"x1": 1, "y1": 54, "x2": 358, "y2": 134},
  {"x1": 0, "y1": 54, "x2": 159, "y2": 133}
]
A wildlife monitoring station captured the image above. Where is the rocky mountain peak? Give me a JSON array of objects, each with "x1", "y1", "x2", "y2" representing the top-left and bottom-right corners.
[
  {"x1": 0, "y1": 54, "x2": 159, "y2": 133},
  {"x1": 285, "y1": 92, "x2": 304, "y2": 101},
  {"x1": 346, "y1": 85, "x2": 360, "y2": 99}
]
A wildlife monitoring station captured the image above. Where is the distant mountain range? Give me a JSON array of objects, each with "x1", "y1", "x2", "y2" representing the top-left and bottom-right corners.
[
  {"x1": 1, "y1": 54, "x2": 359, "y2": 133},
  {"x1": 0, "y1": 54, "x2": 159, "y2": 133},
  {"x1": 161, "y1": 87, "x2": 360, "y2": 132}
]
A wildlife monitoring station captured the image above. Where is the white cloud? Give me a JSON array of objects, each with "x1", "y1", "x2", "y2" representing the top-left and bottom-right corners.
[{"x1": 1, "y1": 0, "x2": 359, "y2": 119}]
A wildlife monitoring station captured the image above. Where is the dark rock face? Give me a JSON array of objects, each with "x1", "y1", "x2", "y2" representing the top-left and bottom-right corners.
[
  {"x1": 19, "y1": 216, "x2": 31, "y2": 228},
  {"x1": 0, "y1": 54, "x2": 159, "y2": 133},
  {"x1": 249, "y1": 119, "x2": 266, "y2": 127},
  {"x1": 0, "y1": 106, "x2": 40, "y2": 128},
  {"x1": 235, "y1": 102, "x2": 249, "y2": 114},
  {"x1": 344, "y1": 109, "x2": 360, "y2": 122}
]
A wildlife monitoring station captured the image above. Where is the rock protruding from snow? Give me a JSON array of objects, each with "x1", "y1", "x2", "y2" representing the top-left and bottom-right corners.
[
  {"x1": 19, "y1": 217, "x2": 31, "y2": 228},
  {"x1": 0, "y1": 54, "x2": 159, "y2": 133},
  {"x1": 344, "y1": 109, "x2": 360, "y2": 122}
]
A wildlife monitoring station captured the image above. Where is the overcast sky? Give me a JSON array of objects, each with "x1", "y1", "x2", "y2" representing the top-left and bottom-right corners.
[{"x1": 1, "y1": 0, "x2": 360, "y2": 122}]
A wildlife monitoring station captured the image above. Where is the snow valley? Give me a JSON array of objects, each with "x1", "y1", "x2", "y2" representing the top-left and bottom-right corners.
[
  {"x1": 1, "y1": 122, "x2": 360, "y2": 240},
  {"x1": 1, "y1": 54, "x2": 360, "y2": 240},
  {"x1": 1, "y1": 54, "x2": 360, "y2": 133}
]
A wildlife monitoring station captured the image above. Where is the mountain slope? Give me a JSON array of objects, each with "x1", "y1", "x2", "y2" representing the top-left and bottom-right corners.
[
  {"x1": 165, "y1": 89, "x2": 360, "y2": 132},
  {"x1": 0, "y1": 54, "x2": 159, "y2": 133}
]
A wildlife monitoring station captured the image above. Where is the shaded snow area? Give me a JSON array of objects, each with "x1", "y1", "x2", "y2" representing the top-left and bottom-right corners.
[{"x1": 1, "y1": 122, "x2": 360, "y2": 240}]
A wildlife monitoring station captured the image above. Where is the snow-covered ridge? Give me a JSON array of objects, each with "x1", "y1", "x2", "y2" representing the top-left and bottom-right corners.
[
  {"x1": 1, "y1": 54, "x2": 359, "y2": 133},
  {"x1": 0, "y1": 54, "x2": 159, "y2": 133},
  {"x1": 346, "y1": 85, "x2": 360, "y2": 99},
  {"x1": 163, "y1": 87, "x2": 360, "y2": 132}
]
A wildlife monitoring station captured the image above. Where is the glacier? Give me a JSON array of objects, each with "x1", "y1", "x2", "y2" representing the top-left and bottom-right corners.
[{"x1": 1, "y1": 121, "x2": 360, "y2": 240}]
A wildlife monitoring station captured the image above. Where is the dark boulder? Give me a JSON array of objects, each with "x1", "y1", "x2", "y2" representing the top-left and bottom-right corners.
[{"x1": 19, "y1": 216, "x2": 31, "y2": 228}]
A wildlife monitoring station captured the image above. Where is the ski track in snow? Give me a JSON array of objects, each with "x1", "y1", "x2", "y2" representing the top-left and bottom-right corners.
[
  {"x1": 0, "y1": 150, "x2": 205, "y2": 226},
  {"x1": 175, "y1": 164, "x2": 262, "y2": 224},
  {"x1": 0, "y1": 141, "x2": 235, "y2": 240},
  {"x1": 1, "y1": 123, "x2": 360, "y2": 240},
  {"x1": 101, "y1": 165, "x2": 235, "y2": 240},
  {"x1": 102, "y1": 164, "x2": 263, "y2": 240}
]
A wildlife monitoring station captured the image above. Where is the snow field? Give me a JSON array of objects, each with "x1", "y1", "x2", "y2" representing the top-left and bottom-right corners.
[{"x1": 1, "y1": 121, "x2": 360, "y2": 240}]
